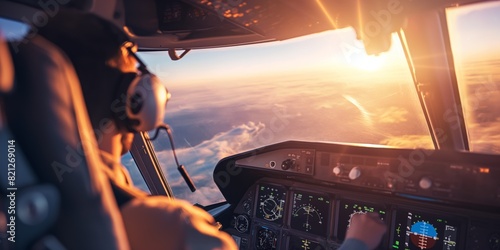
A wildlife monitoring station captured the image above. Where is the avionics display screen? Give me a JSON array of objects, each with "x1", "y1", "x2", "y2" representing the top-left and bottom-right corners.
[
  {"x1": 255, "y1": 226, "x2": 278, "y2": 250},
  {"x1": 337, "y1": 199, "x2": 387, "y2": 240},
  {"x1": 288, "y1": 235, "x2": 326, "y2": 250},
  {"x1": 290, "y1": 191, "x2": 331, "y2": 236},
  {"x1": 256, "y1": 184, "x2": 287, "y2": 224},
  {"x1": 391, "y1": 210, "x2": 460, "y2": 250}
]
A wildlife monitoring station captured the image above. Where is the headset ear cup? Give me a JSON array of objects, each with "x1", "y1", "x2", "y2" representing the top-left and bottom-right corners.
[{"x1": 126, "y1": 74, "x2": 168, "y2": 132}]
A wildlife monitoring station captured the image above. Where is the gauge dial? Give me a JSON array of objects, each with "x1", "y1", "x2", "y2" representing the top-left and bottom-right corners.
[
  {"x1": 256, "y1": 184, "x2": 286, "y2": 223},
  {"x1": 234, "y1": 214, "x2": 250, "y2": 233},
  {"x1": 292, "y1": 204, "x2": 323, "y2": 232},
  {"x1": 409, "y1": 221, "x2": 439, "y2": 249},
  {"x1": 290, "y1": 191, "x2": 330, "y2": 236},
  {"x1": 261, "y1": 197, "x2": 284, "y2": 221},
  {"x1": 392, "y1": 211, "x2": 460, "y2": 250},
  {"x1": 256, "y1": 227, "x2": 278, "y2": 250}
]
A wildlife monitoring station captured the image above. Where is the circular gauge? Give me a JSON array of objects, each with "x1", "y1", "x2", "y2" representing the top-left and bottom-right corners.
[
  {"x1": 292, "y1": 204, "x2": 324, "y2": 232},
  {"x1": 408, "y1": 221, "x2": 439, "y2": 249},
  {"x1": 261, "y1": 197, "x2": 283, "y2": 221},
  {"x1": 234, "y1": 214, "x2": 250, "y2": 233},
  {"x1": 256, "y1": 227, "x2": 278, "y2": 250},
  {"x1": 290, "y1": 192, "x2": 330, "y2": 235},
  {"x1": 256, "y1": 185, "x2": 286, "y2": 223}
]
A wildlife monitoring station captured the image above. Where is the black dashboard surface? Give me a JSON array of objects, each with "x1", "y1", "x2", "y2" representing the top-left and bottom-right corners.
[{"x1": 212, "y1": 141, "x2": 500, "y2": 250}]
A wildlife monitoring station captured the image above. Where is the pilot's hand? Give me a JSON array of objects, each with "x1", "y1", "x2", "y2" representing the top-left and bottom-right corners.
[{"x1": 345, "y1": 212, "x2": 387, "y2": 250}]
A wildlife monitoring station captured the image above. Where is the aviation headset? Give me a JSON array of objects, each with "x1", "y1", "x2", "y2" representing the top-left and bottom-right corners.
[
  {"x1": 35, "y1": 10, "x2": 169, "y2": 133},
  {"x1": 39, "y1": 12, "x2": 170, "y2": 133},
  {"x1": 111, "y1": 41, "x2": 170, "y2": 133},
  {"x1": 108, "y1": 32, "x2": 196, "y2": 192},
  {"x1": 90, "y1": 15, "x2": 169, "y2": 132}
]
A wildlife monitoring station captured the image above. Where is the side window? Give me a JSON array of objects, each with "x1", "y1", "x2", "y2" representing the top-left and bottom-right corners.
[
  {"x1": 122, "y1": 152, "x2": 151, "y2": 194},
  {"x1": 447, "y1": 2, "x2": 500, "y2": 154},
  {"x1": 0, "y1": 17, "x2": 30, "y2": 40}
]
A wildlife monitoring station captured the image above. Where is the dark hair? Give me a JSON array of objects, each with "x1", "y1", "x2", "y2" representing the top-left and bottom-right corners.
[
  {"x1": 38, "y1": 9, "x2": 128, "y2": 64},
  {"x1": 38, "y1": 9, "x2": 132, "y2": 131}
]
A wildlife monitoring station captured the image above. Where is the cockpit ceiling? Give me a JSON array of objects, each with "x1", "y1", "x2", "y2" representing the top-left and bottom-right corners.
[
  {"x1": 126, "y1": 0, "x2": 335, "y2": 36},
  {"x1": 122, "y1": 0, "x2": 480, "y2": 50},
  {"x1": 124, "y1": 0, "x2": 339, "y2": 49}
]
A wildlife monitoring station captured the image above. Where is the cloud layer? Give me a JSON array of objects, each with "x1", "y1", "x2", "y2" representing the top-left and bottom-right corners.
[
  {"x1": 155, "y1": 122, "x2": 265, "y2": 205},
  {"x1": 145, "y1": 72, "x2": 435, "y2": 205}
]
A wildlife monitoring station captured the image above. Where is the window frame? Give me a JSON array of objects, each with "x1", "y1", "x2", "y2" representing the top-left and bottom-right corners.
[{"x1": 129, "y1": 132, "x2": 174, "y2": 197}]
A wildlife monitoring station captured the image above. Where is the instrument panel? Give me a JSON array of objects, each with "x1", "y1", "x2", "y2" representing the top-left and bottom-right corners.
[
  {"x1": 214, "y1": 141, "x2": 500, "y2": 250},
  {"x1": 228, "y1": 179, "x2": 474, "y2": 250}
]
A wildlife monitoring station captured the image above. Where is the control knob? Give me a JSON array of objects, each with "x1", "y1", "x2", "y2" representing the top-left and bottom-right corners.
[
  {"x1": 333, "y1": 166, "x2": 342, "y2": 176},
  {"x1": 419, "y1": 177, "x2": 432, "y2": 190},
  {"x1": 349, "y1": 167, "x2": 361, "y2": 180},
  {"x1": 281, "y1": 159, "x2": 295, "y2": 170}
]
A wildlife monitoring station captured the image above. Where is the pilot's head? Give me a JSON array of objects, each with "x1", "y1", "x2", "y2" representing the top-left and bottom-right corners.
[{"x1": 39, "y1": 10, "x2": 168, "y2": 156}]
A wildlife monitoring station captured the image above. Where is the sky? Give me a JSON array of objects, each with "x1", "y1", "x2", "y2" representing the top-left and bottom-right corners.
[
  {"x1": 137, "y1": 28, "x2": 406, "y2": 86},
  {"x1": 446, "y1": 1, "x2": 500, "y2": 61}
]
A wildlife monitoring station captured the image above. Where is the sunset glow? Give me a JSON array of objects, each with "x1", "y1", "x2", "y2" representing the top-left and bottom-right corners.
[
  {"x1": 139, "y1": 29, "x2": 406, "y2": 87},
  {"x1": 347, "y1": 52, "x2": 387, "y2": 71}
]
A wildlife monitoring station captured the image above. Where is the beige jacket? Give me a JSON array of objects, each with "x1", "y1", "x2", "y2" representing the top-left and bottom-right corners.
[{"x1": 99, "y1": 151, "x2": 238, "y2": 250}]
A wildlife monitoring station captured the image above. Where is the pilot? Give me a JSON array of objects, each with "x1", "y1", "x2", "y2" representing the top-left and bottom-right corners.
[
  {"x1": 38, "y1": 9, "x2": 385, "y2": 250},
  {"x1": 38, "y1": 9, "x2": 237, "y2": 250}
]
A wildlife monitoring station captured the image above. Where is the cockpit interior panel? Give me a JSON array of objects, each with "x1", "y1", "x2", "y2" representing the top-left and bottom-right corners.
[{"x1": 215, "y1": 141, "x2": 500, "y2": 250}]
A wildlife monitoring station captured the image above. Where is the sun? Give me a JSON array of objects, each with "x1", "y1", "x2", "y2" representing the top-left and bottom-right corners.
[
  {"x1": 336, "y1": 37, "x2": 390, "y2": 72},
  {"x1": 348, "y1": 53, "x2": 387, "y2": 71}
]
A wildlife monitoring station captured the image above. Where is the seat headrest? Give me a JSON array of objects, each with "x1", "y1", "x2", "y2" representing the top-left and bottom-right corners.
[
  {"x1": 0, "y1": 32, "x2": 14, "y2": 93},
  {"x1": 4, "y1": 34, "x2": 129, "y2": 250}
]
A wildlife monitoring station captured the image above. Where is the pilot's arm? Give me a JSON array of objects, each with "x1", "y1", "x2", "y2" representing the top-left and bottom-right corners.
[
  {"x1": 121, "y1": 196, "x2": 238, "y2": 250},
  {"x1": 338, "y1": 213, "x2": 387, "y2": 250}
]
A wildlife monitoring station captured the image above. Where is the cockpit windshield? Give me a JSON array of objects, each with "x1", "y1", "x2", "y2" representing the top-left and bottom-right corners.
[{"x1": 131, "y1": 28, "x2": 433, "y2": 205}]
